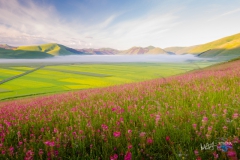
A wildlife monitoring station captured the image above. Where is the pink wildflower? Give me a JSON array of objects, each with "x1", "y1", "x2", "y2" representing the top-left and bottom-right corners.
[
  {"x1": 120, "y1": 117, "x2": 124, "y2": 122},
  {"x1": 194, "y1": 150, "x2": 199, "y2": 156},
  {"x1": 113, "y1": 131, "x2": 121, "y2": 137},
  {"x1": 155, "y1": 115, "x2": 160, "y2": 122},
  {"x1": 124, "y1": 151, "x2": 132, "y2": 160},
  {"x1": 208, "y1": 126, "x2": 213, "y2": 131},
  {"x1": 139, "y1": 132, "x2": 146, "y2": 137},
  {"x1": 127, "y1": 130, "x2": 132, "y2": 134},
  {"x1": 232, "y1": 113, "x2": 238, "y2": 119},
  {"x1": 9, "y1": 146, "x2": 14, "y2": 155},
  {"x1": 213, "y1": 151, "x2": 218, "y2": 159},
  {"x1": 110, "y1": 154, "x2": 118, "y2": 160},
  {"x1": 39, "y1": 149, "x2": 44, "y2": 156},
  {"x1": 192, "y1": 124, "x2": 197, "y2": 129},
  {"x1": 196, "y1": 156, "x2": 202, "y2": 160},
  {"x1": 202, "y1": 116, "x2": 208, "y2": 123},
  {"x1": 128, "y1": 145, "x2": 132, "y2": 150},
  {"x1": 227, "y1": 150, "x2": 236, "y2": 157},
  {"x1": 45, "y1": 141, "x2": 55, "y2": 147},
  {"x1": 102, "y1": 124, "x2": 108, "y2": 131},
  {"x1": 166, "y1": 136, "x2": 170, "y2": 141},
  {"x1": 147, "y1": 138, "x2": 153, "y2": 144},
  {"x1": 24, "y1": 150, "x2": 34, "y2": 160},
  {"x1": 223, "y1": 126, "x2": 228, "y2": 131},
  {"x1": 53, "y1": 128, "x2": 58, "y2": 133}
]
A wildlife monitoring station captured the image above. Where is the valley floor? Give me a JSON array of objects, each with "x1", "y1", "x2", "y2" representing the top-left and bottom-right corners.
[{"x1": 0, "y1": 61, "x2": 215, "y2": 100}]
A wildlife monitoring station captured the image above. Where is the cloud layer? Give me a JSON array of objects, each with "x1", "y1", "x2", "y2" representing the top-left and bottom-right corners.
[{"x1": 0, "y1": 0, "x2": 240, "y2": 49}]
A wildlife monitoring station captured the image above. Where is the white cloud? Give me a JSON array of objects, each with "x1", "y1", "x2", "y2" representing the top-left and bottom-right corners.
[
  {"x1": 207, "y1": 7, "x2": 240, "y2": 22},
  {"x1": 0, "y1": 0, "x2": 177, "y2": 49},
  {"x1": 0, "y1": 0, "x2": 84, "y2": 46}
]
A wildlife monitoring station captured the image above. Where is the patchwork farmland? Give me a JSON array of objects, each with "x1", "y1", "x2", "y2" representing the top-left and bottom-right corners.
[{"x1": 0, "y1": 61, "x2": 215, "y2": 100}]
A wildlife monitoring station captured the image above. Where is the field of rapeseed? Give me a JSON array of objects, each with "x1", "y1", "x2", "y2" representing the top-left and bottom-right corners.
[
  {"x1": 0, "y1": 63, "x2": 205, "y2": 100},
  {"x1": 0, "y1": 60, "x2": 239, "y2": 159}
]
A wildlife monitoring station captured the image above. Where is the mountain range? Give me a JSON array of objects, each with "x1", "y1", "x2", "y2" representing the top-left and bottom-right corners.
[{"x1": 0, "y1": 33, "x2": 240, "y2": 59}]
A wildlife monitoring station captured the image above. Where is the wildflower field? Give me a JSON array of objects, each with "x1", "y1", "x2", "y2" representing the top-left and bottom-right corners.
[{"x1": 0, "y1": 59, "x2": 239, "y2": 159}]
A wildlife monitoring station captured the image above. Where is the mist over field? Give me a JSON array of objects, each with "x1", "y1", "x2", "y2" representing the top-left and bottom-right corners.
[{"x1": 0, "y1": 54, "x2": 209, "y2": 64}]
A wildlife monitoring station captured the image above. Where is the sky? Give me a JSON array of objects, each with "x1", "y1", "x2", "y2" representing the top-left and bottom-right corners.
[{"x1": 0, "y1": 0, "x2": 240, "y2": 50}]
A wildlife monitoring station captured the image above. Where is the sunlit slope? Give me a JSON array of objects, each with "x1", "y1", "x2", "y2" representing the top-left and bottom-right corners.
[
  {"x1": 0, "y1": 48, "x2": 53, "y2": 59},
  {"x1": 164, "y1": 46, "x2": 196, "y2": 55},
  {"x1": 146, "y1": 47, "x2": 167, "y2": 54},
  {"x1": 16, "y1": 43, "x2": 83, "y2": 56},
  {"x1": 189, "y1": 33, "x2": 240, "y2": 57},
  {"x1": 120, "y1": 46, "x2": 169, "y2": 55}
]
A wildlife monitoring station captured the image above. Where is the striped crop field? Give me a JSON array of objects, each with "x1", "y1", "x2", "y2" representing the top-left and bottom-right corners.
[
  {"x1": 0, "y1": 59, "x2": 239, "y2": 159},
  {"x1": 0, "y1": 62, "x2": 215, "y2": 100}
]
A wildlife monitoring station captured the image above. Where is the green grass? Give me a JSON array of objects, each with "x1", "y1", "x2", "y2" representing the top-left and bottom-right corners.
[{"x1": 0, "y1": 61, "x2": 216, "y2": 100}]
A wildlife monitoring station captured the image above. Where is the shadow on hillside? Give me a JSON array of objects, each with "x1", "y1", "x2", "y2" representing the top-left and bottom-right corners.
[{"x1": 196, "y1": 47, "x2": 240, "y2": 59}]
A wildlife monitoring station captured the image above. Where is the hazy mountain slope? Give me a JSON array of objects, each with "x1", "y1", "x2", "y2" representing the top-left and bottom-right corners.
[
  {"x1": 120, "y1": 46, "x2": 169, "y2": 55},
  {"x1": 77, "y1": 48, "x2": 119, "y2": 55},
  {"x1": 16, "y1": 43, "x2": 84, "y2": 56},
  {"x1": 146, "y1": 47, "x2": 167, "y2": 54},
  {"x1": 0, "y1": 44, "x2": 16, "y2": 50},
  {"x1": 164, "y1": 47, "x2": 184, "y2": 53},
  {"x1": 0, "y1": 48, "x2": 53, "y2": 59},
  {"x1": 189, "y1": 33, "x2": 240, "y2": 57},
  {"x1": 164, "y1": 46, "x2": 196, "y2": 55},
  {"x1": 121, "y1": 47, "x2": 147, "y2": 54}
]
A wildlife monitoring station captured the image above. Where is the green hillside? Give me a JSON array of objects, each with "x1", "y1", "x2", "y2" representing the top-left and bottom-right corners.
[
  {"x1": 189, "y1": 33, "x2": 240, "y2": 58},
  {"x1": 0, "y1": 48, "x2": 53, "y2": 59},
  {"x1": 16, "y1": 43, "x2": 83, "y2": 56}
]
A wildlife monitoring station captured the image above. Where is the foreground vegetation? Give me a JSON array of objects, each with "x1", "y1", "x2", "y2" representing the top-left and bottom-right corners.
[
  {"x1": 0, "y1": 62, "x2": 214, "y2": 100},
  {"x1": 0, "y1": 59, "x2": 239, "y2": 159}
]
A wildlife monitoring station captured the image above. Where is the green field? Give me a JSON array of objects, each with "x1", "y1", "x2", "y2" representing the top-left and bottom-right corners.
[{"x1": 0, "y1": 61, "x2": 216, "y2": 100}]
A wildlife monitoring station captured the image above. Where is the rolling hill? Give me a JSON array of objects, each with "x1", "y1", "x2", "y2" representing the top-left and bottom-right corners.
[
  {"x1": 0, "y1": 48, "x2": 53, "y2": 59},
  {"x1": 16, "y1": 43, "x2": 85, "y2": 56},
  {"x1": 188, "y1": 33, "x2": 240, "y2": 56},
  {"x1": 164, "y1": 33, "x2": 240, "y2": 58}
]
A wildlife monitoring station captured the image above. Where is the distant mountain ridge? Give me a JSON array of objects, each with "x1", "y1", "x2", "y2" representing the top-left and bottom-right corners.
[
  {"x1": 1, "y1": 32, "x2": 240, "y2": 59},
  {"x1": 77, "y1": 48, "x2": 119, "y2": 55},
  {"x1": 0, "y1": 44, "x2": 16, "y2": 50},
  {"x1": 16, "y1": 43, "x2": 85, "y2": 56},
  {"x1": 120, "y1": 46, "x2": 170, "y2": 55}
]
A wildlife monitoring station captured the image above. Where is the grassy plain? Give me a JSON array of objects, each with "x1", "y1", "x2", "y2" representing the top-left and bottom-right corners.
[{"x1": 0, "y1": 61, "x2": 215, "y2": 100}]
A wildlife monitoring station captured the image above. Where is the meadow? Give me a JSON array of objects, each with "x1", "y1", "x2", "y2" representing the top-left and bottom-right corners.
[
  {"x1": 0, "y1": 61, "x2": 215, "y2": 100},
  {"x1": 0, "y1": 59, "x2": 239, "y2": 159}
]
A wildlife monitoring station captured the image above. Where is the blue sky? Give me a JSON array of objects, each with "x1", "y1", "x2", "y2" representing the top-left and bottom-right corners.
[{"x1": 0, "y1": 0, "x2": 240, "y2": 49}]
